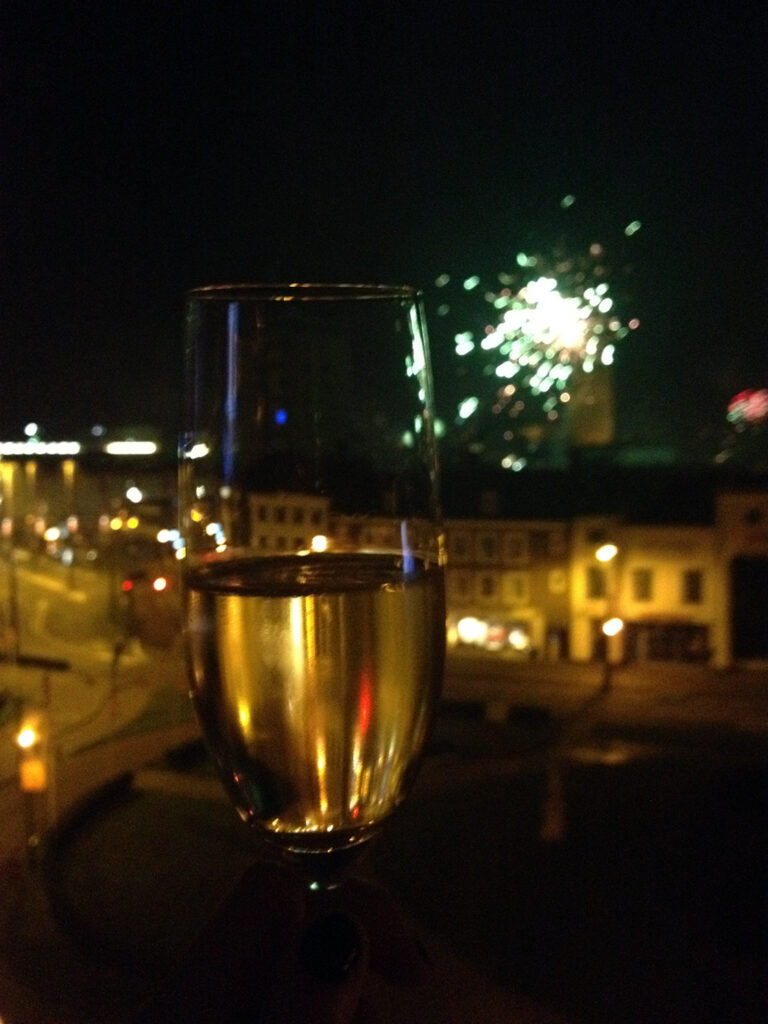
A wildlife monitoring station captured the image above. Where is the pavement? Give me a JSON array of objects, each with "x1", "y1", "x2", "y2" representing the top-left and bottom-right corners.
[{"x1": 0, "y1": 663, "x2": 767, "y2": 1023}]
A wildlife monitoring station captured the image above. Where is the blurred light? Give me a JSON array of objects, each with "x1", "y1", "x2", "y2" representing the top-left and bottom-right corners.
[
  {"x1": 463, "y1": 275, "x2": 480, "y2": 291},
  {"x1": 187, "y1": 443, "x2": 209, "y2": 460},
  {"x1": 152, "y1": 576, "x2": 168, "y2": 592},
  {"x1": 17, "y1": 727, "x2": 38, "y2": 748},
  {"x1": 457, "y1": 616, "x2": 487, "y2": 645},
  {"x1": 126, "y1": 486, "x2": 143, "y2": 503},
  {"x1": 560, "y1": 194, "x2": 576, "y2": 208},
  {"x1": 458, "y1": 397, "x2": 479, "y2": 420},
  {"x1": 275, "y1": 408, "x2": 287, "y2": 424},
  {"x1": 104, "y1": 441, "x2": 157, "y2": 456},
  {"x1": 624, "y1": 220, "x2": 642, "y2": 236},
  {"x1": 603, "y1": 617, "x2": 624, "y2": 637},
  {"x1": 205, "y1": 522, "x2": 222, "y2": 536},
  {"x1": 24, "y1": 422, "x2": 39, "y2": 437},
  {"x1": 61, "y1": 548, "x2": 73, "y2": 566},
  {"x1": 0, "y1": 441, "x2": 81, "y2": 456},
  {"x1": 435, "y1": 273, "x2": 450, "y2": 287},
  {"x1": 91, "y1": 424, "x2": 106, "y2": 436},
  {"x1": 454, "y1": 331, "x2": 474, "y2": 356},
  {"x1": 44, "y1": 526, "x2": 61, "y2": 542},
  {"x1": 596, "y1": 543, "x2": 618, "y2": 562},
  {"x1": 122, "y1": 579, "x2": 133, "y2": 592},
  {"x1": 191, "y1": 509, "x2": 204, "y2": 522},
  {"x1": 509, "y1": 627, "x2": 530, "y2": 651},
  {"x1": 126, "y1": 516, "x2": 139, "y2": 529},
  {"x1": 311, "y1": 535, "x2": 328, "y2": 552}
]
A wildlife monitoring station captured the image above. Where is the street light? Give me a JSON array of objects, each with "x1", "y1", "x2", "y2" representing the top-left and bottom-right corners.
[
  {"x1": 596, "y1": 542, "x2": 618, "y2": 563},
  {"x1": 595, "y1": 541, "x2": 622, "y2": 691}
]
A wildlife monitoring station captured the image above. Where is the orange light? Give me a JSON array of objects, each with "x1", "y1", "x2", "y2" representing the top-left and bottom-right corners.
[{"x1": 152, "y1": 576, "x2": 168, "y2": 592}]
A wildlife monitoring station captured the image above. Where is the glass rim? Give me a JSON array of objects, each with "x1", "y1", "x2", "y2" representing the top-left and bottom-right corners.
[{"x1": 186, "y1": 282, "x2": 421, "y2": 303}]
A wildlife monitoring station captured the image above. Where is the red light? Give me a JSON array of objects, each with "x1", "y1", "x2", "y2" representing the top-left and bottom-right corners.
[
  {"x1": 357, "y1": 669, "x2": 372, "y2": 736},
  {"x1": 121, "y1": 579, "x2": 133, "y2": 592}
]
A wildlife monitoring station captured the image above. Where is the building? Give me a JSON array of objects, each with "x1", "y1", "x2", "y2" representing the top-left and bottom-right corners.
[
  {"x1": 446, "y1": 490, "x2": 768, "y2": 669},
  {"x1": 445, "y1": 517, "x2": 570, "y2": 660}
]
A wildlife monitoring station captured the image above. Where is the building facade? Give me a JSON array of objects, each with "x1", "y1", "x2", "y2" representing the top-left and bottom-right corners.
[{"x1": 445, "y1": 492, "x2": 768, "y2": 668}]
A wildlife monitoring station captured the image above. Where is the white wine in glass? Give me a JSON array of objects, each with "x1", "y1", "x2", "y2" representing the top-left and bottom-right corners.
[{"x1": 180, "y1": 284, "x2": 445, "y2": 883}]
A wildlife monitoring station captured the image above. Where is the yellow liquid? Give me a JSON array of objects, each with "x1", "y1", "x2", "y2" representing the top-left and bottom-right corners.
[{"x1": 186, "y1": 553, "x2": 444, "y2": 854}]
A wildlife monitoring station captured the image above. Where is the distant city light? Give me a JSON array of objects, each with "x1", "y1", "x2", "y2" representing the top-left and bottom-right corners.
[
  {"x1": 624, "y1": 220, "x2": 642, "y2": 236},
  {"x1": 125, "y1": 486, "x2": 143, "y2": 503},
  {"x1": 0, "y1": 441, "x2": 81, "y2": 456},
  {"x1": 186, "y1": 443, "x2": 210, "y2": 460},
  {"x1": 23, "y1": 423, "x2": 39, "y2": 437},
  {"x1": 104, "y1": 441, "x2": 158, "y2": 456},
  {"x1": 275, "y1": 408, "x2": 287, "y2": 424}
]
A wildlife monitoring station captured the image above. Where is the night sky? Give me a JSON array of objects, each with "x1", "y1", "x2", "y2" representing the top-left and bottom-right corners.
[{"x1": 2, "y1": 1, "x2": 766, "y2": 450}]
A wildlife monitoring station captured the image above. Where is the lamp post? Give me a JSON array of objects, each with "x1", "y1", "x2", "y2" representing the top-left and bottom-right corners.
[{"x1": 595, "y1": 542, "x2": 622, "y2": 691}]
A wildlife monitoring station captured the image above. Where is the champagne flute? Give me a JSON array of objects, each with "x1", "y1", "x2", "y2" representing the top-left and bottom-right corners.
[{"x1": 179, "y1": 283, "x2": 445, "y2": 888}]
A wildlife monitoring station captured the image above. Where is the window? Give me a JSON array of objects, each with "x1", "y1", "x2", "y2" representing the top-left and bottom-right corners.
[
  {"x1": 587, "y1": 566, "x2": 607, "y2": 599},
  {"x1": 479, "y1": 574, "x2": 497, "y2": 598},
  {"x1": 632, "y1": 568, "x2": 653, "y2": 602},
  {"x1": 548, "y1": 568, "x2": 567, "y2": 595},
  {"x1": 451, "y1": 533, "x2": 470, "y2": 559},
  {"x1": 257, "y1": 505, "x2": 267, "y2": 522},
  {"x1": 274, "y1": 506, "x2": 286, "y2": 523},
  {"x1": 311, "y1": 509, "x2": 323, "y2": 525},
  {"x1": 453, "y1": 572, "x2": 472, "y2": 597},
  {"x1": 505, "y1": 571, "x2": 529, "y2": 604},
  {"x1": 530, "y1": 530, "x2": 551, "y2": 556},
  {"x1": 505, "y1": 533, "x2": 527, "y2": 563},
  {"x1": 478, "y1": 534, "x2": 498, "y2": 561},
  {"x1": 293, "y1": 507, "x2": 304, "y2": 524},
  {"x1": 682, "y1": 569, "x2": 703, "y2": 604}
]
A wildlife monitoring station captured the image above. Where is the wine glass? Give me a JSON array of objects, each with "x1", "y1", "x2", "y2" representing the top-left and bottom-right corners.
[{"x1": 179, "y1": 283, "x2": 445, "y2": 889}]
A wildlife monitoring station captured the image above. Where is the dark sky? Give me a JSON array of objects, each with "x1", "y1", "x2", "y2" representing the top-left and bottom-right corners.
[{"x1": 2, "y1": 1, "x2": 766, "y2": 449}]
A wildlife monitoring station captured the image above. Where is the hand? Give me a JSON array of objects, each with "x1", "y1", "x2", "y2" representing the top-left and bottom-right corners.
[{"x1": 137, "y1": 860, "x2": 432, "y2": 1023}]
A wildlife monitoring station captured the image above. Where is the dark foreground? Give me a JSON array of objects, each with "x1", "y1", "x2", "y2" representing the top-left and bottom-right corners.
[{"x1": 1, "y1": 707, "x2": 766, "y2": 1024}]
